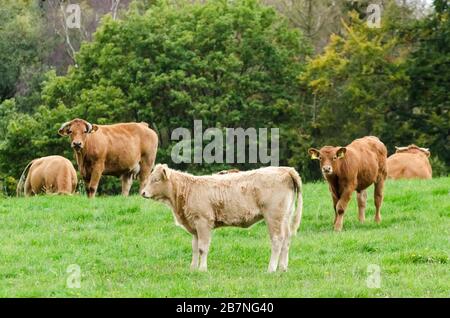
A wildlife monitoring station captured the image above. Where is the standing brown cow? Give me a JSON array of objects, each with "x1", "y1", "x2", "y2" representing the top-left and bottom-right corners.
[
  {"x1": 59, "y1": 118, "x2": 158, "y2": 198},
  {"x1": 16, "y1": 155, "x2": 77, "y2": 196},
  {"x1": 387, "y1": 145, "x2": 432, "y2": 179},
  {"x1": 308, "y1": 136, "x2": 387, "y2": 231},
  {"x1": 141, "y1": 164, "x2": 303, "y2": 272}
]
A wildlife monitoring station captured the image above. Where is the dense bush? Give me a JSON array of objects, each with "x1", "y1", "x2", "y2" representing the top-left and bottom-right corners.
[{"x1": 0, "y1": 0, "x2": 312, "y2": 194}]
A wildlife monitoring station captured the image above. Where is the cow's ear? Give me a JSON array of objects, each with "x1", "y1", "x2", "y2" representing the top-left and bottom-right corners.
[
  {"x1": 336, "y1": 147, "x2": 346, "y2": 159},
  {"x1": 58, "y1": 122, "x2": 71, "y2": 136},
  {"x1": 308, "y1": 148, "x2": 320, "y2": 160},
  {"x1": 91, "y1": 125, "x2": 99, "y2": 133}
]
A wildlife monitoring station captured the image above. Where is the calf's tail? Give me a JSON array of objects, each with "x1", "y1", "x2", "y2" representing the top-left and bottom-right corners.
[
  {"x1": 288, "y1": 168, "x2": 303, "y2": 235},
  {"x1": 16, "y1": 160, "x2": 35, "y2": 197}
]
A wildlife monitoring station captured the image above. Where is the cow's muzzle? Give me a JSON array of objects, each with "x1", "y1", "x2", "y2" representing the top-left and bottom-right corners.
[
  {"x1": 322, "y1": 165, "x2": 333, "y2": 175},
  {"x1": 72, "y1": 141, "x2": 83, "y2": 151}
]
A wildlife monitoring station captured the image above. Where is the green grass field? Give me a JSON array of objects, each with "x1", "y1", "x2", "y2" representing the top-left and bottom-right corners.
[{"x1": 0, "y1": 178, "x2": 448, "y2": 297}]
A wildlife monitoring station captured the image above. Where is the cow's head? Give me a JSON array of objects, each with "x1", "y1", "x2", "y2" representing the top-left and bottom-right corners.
[
  {"x1": 141, "y1": 164, "x2": 172, "y2": 201},
  {"x1": 308, "y1": 146, "x2": 346, "y2": 176},
  {"x1": 58, "y1": 118, "x2": 99, "y2": 152}
]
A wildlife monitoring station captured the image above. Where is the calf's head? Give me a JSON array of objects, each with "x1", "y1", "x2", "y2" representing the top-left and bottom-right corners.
[
  {"x1": 141, "y1": 164, "x2": 172, "y2": 201},
  {"x1": 58, "y1": 118, "x2": 99, "y2": 152},
  {"x1": 308, "y1": 146, "x2": 346, "y2": 176}
]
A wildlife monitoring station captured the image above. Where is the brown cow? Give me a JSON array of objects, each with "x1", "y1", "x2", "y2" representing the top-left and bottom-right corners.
[
  {"x1": 16, "y1": 155, "x2": 77, "y2": 196},
  {"x1": 308, "y1": 136, "x2": 387, "y2": 231},
  {"x1": 387, "y1": 145, "x2": 432, "y2": 179},
  {"x1": 141, "y1": 164, "x2": 303, "y2": 272},
  {"x1": 59, "y1": 118, "x2": 158, "y2": 198}
]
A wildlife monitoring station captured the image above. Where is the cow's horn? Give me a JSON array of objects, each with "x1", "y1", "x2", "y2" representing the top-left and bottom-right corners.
[{"x1": 86, "y1": 122, "x2": 93, "y2": 133}]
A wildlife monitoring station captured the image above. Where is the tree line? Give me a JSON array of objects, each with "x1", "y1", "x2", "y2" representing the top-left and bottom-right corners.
[{"x1": 0, "y1": 0, "x2": 448, "y2": 195}]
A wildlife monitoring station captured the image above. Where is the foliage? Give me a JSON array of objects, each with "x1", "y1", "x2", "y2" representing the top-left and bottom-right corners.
[
  {"x1": 404, "y1": 0, "x2": 449, "y2": 169},
  {"x1": 299, "y1": 11, "x2": 410, "y2": 161},
  {"x1": 0, "y1": 0, "x2": 312, "y2": 194},
  {"x1": 0, "y1": 0, "x2": 448, "y2": 195}
]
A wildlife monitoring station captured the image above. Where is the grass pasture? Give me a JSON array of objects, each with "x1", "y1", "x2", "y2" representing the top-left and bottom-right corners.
[{"x1": 0, "y1": 177, "x2": 449, "y2": 297}]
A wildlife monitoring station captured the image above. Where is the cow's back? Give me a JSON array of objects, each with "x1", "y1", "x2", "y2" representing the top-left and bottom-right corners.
[
  {"x1": 347, "y1": 136, "x2": 387, "y2": 189},
  {"x1": 387, "y1": 153, "x2": 432, "y2": 179},
  {"x1": 88, "y1": 122, "x2": 157, "y2": 175},
  {"x1": 28, "y1": 156, "x2": 77, "y2": 194}
]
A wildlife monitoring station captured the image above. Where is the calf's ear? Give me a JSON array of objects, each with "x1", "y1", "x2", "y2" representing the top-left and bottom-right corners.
[
  {"x1": 308, "y1": 148, "x2": 320, "y2": 160},
  {"x1": 336, "y1": 147, "x2": 346, "y2": 159},
  {"x1": 161, "y1": 166, "x2": 170, "y2": 180}
]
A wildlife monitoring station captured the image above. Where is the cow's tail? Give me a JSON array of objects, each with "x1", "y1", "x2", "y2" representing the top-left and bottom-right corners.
[
  {"x1": 288, "y1": 168, "x2": 303, "y2": 236},
  {"x1": 16, "y1": 160, "x2": 35, "y2": 197}
]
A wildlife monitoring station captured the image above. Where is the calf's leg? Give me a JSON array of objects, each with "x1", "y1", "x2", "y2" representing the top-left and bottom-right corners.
[
  {"x1": 278, "y1": 218, "x2": 291, "y2": 272},
  {"x1": 121, "y1": 173, "x2": 133, "y2": 196},
  {"x1": 374, "y1": 181, "x2": 384, "y2": 223},
  {"x1": 356, "y1": 190, "x2": 367, "y2": 223},
  {"x1": 190, "y1": 234, "x2": 199, "y2": 270},
  {"x1": 266, "y1": 215, "x2": 284, "y2": 273},
  {"x1": 196, "y1": 220, "x2": 211, "y2": 272}
]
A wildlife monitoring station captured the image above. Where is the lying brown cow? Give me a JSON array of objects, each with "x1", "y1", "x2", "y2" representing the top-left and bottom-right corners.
[
  {"x1": 16, "y1": 155, "x2": 77, "y2": 196},
  {"x1": 141, "y1": 164, "x2": 303, "y2": 272},
  {"x1": 308, "y1": 136, "x2": 387, "y2": 231},
  {"x1": 387, "y1": 145, "x2": 432, "y2": 179},
  {"x1": 59, "y1": 118, "x2": 158, "y2": 198}
]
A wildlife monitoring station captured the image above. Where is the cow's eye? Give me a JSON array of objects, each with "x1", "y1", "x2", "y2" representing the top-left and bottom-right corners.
[
  {"x1": 333, "y1": 156, "x2": 337, "y2": 160},
  {"x1": 67, "y1": 130, "x2": 72, "y2": 134},
  {"x1": 318, "y1": 157, "x2": 322, "y2": 160}
]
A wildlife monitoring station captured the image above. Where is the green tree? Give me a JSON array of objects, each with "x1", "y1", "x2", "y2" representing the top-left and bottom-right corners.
[
  {"x1": 0, "y1": 0, "x2": 312, "y2": 193},
  {"x1": 300, "y1": 12, "x2": 410, "y2": 153},
  {"x1": 405, "y1": 0, "x2": 449, "y2": 170}
]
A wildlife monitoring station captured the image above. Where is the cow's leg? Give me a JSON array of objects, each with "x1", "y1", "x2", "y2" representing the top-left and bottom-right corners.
[
  {"x1": 335, "y1": 189, "x2": 353, "y2": 232},
  {"x1": 356, "y1": 190, "x2": 367, "y2": 223},
  {"x1": 121, "y1": 173, "x2": 133, "y2": 196},
  {"x1": 139, "y1": 152, "x2": 156, "y2": 193},
  {"x1": 278, "y1": 218, "x2": 291, "y2": 272},
  {"x1": 190, "y1": 234, "x2": 199, "y2": 270},
  {"x1": 374, "y1": 180, "x2": 384, "y2": 224},
  {"x1": 87, "y1": 163, "x2": 104, "y2": 198},
  {"x1": 24, "y1": 177, "x2": 33, "y2": 197},
  {"x1": 331, "y1": 193, "x2": 339, "y2": 225},
  {"x1": 196, "y1": 220, "x2": 211, "y2": 272}
]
